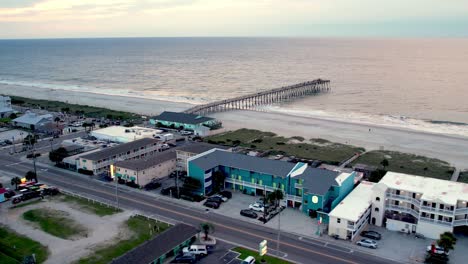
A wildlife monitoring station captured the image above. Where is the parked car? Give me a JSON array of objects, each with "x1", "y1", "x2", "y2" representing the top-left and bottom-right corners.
[
  {"x1": 361, "y1": 230, "x2": 382, "y2": 240},
  {"x1": 42, "y1": 187, "x2": 60, "y2": 196},
  {"x1": 240, "y1": 209, "x2": 258, "y2": 219},
  {"x1": 357, "y1": 239, "x2": 378, "y2": 249},
  {"x1": 219, "y1": 190, "x2": 232, "y2": 199},
  {"x1": 206, "y1": 196, "x2": 224, "y2": 204},
  {"x1": 427, "y1": 245, "x2": 449, "y2": 255},
  {"x1": 242, "y1": 256, "x2": 256, "y2": 264},
  {"x1": 182, "y1": 245, "x2": 208, "y2": 257},
  {"x1": 249, "y1": 203, "x2": 265, "y2": 212},
  {"x1": 4, "y1": 189, "x2": 16, "y2": 199},
  {"x1": 144, "y1": 181, "x2": 161, "y2": 191},
  {"x1": 171, "y1": 254, "x2": 197, "y2": 263},
  {"x1": 203, "y1": 201, "x2": 220, "y2": 209},
  {"x1": 211, "y1": 194, "x2": 228, "y2": 202},
  {"x1": 181, "y1": 130, "x2": 193, "y2": 136}
]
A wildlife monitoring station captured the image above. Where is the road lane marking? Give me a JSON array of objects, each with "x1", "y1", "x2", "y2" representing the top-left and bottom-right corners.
[{"x1": 34, "y1": 175, "x2": 361, "y2": 264}]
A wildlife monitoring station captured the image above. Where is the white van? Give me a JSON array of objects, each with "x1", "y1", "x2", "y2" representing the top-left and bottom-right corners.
[
  {"x1": 182, "y1": 245, "x2": 208, "y2": 257},
  {"x1": 242, "y1": 256, "x2": 256, "y2": 264}
]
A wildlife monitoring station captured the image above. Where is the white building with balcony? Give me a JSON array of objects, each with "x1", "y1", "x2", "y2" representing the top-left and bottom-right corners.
[
  {"x1": 328, "y1": 181, "x2": 375, "y2": 240},
  {"x1": 371, "y1": 172, "x2": 468, "y2": 239}
]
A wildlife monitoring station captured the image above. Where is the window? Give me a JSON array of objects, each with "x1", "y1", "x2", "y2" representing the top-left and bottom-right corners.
[
  {"x1": 440, "y1": 204, "x2": 444, "y2": 209},
  {"x1": 337, "y1": 218, "x2": 341, "y2": 223},
  {"x1": 396, "y1": 190, "x2": 400, "y2": 195},
  {"x1": 375, "y1": 197, "x2": 380, "y2": 202},
  {"x1": 374, "y1": 207, "x2": 379, "y2": 212}
]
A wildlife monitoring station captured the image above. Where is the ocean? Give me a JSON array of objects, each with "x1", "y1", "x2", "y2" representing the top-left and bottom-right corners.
[{"x1": 1, "y1": 37, "x2": 468, "y2": 136}]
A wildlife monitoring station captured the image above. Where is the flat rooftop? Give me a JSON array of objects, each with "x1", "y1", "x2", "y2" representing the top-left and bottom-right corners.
[
  {"x1": 115, "y1": 150, "x2": 176, "y2": 170},
  {"x1": 329, "y1": 181, "x2": 375, "y2": 221},
  {"x1": 177, "y1": 142, "x2": 229, "y2": 154},
  {"x1": 379, "y1": 172, "x2": 468, "y2": 205},
  {"x1": 91, "y1": 126, "x2": 162, "y2": 142},
  {"x1": 80, "y1": 138, "x2": 159, "y2": 161}
]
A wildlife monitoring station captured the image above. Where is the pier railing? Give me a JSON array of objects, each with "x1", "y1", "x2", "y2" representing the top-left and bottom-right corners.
[{"x1": 184, "y1": 79, "x2": 330, "y2": 115}]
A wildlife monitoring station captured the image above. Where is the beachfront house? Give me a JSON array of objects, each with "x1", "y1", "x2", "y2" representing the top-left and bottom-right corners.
[
  {"x1": 12, "y1": 111, "x2": 54, "y2": 131},
  {"x1": 150, "y1": 111, "x2": 221, "y2": 136},
  {"x1": 328, "y1": 181, "x2": 375, "y2": 240},
  {"x1": 187, "y1": 149, "x2": 355, "y2": 223},
  {"x1": 0, "y1": 96, "x2": 14, "y2": 118},
  {"x1": 371, "y1": 172, "x2": 468, "y2": 239}
]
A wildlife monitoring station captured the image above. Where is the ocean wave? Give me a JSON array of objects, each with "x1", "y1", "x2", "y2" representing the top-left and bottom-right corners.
[{"x1": 260, "y1": 105, "x2": 468, "y2": 138}]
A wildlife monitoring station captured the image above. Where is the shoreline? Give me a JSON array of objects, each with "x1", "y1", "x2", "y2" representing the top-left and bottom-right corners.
[
  {"x1": 0, "y1": 84, "x2": 191, "y2": 116},
  {"x1": 3, "y1": 84, "x2": 467, "y2": 168}
]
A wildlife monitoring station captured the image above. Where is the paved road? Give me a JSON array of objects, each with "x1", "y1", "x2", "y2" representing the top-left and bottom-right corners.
[{"x1": 0, "y1": 153, "x2": 398, "y2": 264}]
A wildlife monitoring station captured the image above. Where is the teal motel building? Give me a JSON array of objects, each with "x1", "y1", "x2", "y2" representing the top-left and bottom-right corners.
[{"x1": 188, "y1": 149, "x2": 356, "y2": 223}]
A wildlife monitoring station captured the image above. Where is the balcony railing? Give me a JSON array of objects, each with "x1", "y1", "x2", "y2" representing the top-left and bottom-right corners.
[
  {"x1": 225, "y1": 178, "x2": 277, "y2": 192},
  {"x1": 386, "y1": 193, "x2": 421, "y2": 207},
  {"x1": 455, "y1": 207, "x2": 468, "y2": 215},
  {"x1": 453, "y1": 219, "x2": 468, "y2": 227},
  {"x1": 420, "y1": 206, "x2": 455, "y2": 216},
  {"x1": 386, "y1": 205, "x2": 419, "y2": 219},
  {"x1": 419, "y1": 217, "x2": 453, "y2": 227}
]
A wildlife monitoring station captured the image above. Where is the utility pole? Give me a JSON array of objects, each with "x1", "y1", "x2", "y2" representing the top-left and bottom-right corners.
[
  {"x1": 276, "y1": 209, "x2": 281, "y2": 256},
  {"x1": 115, "y1": 171, "x2": 119, "y2": 209},
  {"x1": 263, "y1": 185, "x2": 267, "y2": 224}
]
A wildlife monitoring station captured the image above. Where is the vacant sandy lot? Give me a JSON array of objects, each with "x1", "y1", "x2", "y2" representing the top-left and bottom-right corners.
[{"x1": 0, "y1": 199, "x2": 132, "y2": 264}]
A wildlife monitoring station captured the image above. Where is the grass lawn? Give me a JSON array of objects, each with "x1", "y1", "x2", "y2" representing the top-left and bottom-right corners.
[
  {"x1": 61, "y1": 194, "x2": 122, "y2": 216},
  {"x1": 76, "y1": 215, "x2": 171, "y2": 264},
  {"x1": 0, "y1": 226, "x2": 49, "y2": 264},
  {"x1": 233, "y1": 247, "x2": 293, "y2": 264},
  {"x1": 205, "y1": 128, "x2": 364, "y2": 164},
  {"x1": 9, "y1": 95, "x2": 141, "y2": 121},
  {"x1": 23, "y1": 209, "x2": 87, "y2": 239},
  {"x1": 458, "y1": 171, "x2": 468, "y2": 184},
  {"x1": 352, "y1": 150, "x2": 454, "y2": 180}
]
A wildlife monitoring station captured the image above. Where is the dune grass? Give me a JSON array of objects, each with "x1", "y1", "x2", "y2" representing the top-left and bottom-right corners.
[
  {"x1": 352, "y1": 150, "x2": 454, "y2": 180},
  {"x1": 233, "y1": 247, "x2": 293, "y2": 264},
  {"x1": 22, "y1": 209, "x2": 87, "y2": 239},
  {"x1": 205, "y1": 128, "x2": 364, "y2": 164},
  {"x1": 61, "y1": 194, "x2": 122, "y2": 216},
  {"x1": 76, "y1": 215, "x2": 171, "y2": 264},
  {"x1": 0, "y1": 226, "x2": 49, "y2": 264}
]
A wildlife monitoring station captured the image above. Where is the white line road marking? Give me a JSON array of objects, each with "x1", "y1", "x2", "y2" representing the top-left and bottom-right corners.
[{"x1": 5, "y1": 161, "x2": 27, "y2": 166}]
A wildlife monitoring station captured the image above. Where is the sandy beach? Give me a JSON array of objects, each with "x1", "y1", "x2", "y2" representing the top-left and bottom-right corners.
[
  {"x1": 212, "y1": 111, "x2": 468, "y2": 169},
  {"x1": 2, "y1": 84, "x2": 466, "y2": 169},
  {"x1": 0, "y1": 84, "x2": 191, "y2": 116}
]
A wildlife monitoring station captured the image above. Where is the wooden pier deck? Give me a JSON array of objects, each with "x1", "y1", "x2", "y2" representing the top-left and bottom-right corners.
[{"x1": 183, "y1": 79, "x2": 330, "y2": 115}]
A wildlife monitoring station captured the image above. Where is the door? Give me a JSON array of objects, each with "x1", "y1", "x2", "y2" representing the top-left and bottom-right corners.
[
  {"x1": 371, "y1": 217, "x2": 376, "y2": 225},
  {"x1": 412, "y1": 225, "x2": 416, "y2": 233}
]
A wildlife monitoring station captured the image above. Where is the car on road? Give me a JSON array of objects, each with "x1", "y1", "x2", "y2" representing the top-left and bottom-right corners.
[
  {"x1": 211, "y1": 194, "x2": 228, "y2": 202},
  {"x1": 203, "y1": 201, "x2": 220, "y2": 209},
  {"x1": 206, "y1": 196, "x2": 224, "y2": 204},
  {"x1": 240, "y1": 209, "x2": 258, "y2": 219},
  {"x1": 357, "y1": 239, "x2": 378, "y2": 249},
  {"x1": 219, "y1": 190, "x2": 232, "y2": 199},
  {"x1": 427, "y1": 245, "x2": 449, "y2": 255},
  {"x1": 361, "y1": 230, "x2": 382, "y2": 240},
  {"x1": 171, "y1": 254, "x2": 197, "y2": 263},
  {"x1": 249, "y1": 203, "x2": 265, "y2": 212}
]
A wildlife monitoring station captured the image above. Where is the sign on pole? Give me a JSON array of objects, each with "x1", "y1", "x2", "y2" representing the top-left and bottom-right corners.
[{"x1": 259, "y1": 240, "x2": 268, "y2": 256}]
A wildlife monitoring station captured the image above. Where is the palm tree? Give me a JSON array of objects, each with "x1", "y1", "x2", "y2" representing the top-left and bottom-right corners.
[
  {"x1": 437, "y1": 232, "x2": 457, "y2": 253},
  {"x1": 54, "y1": 116, "x2": 61, "y2": 127},
  {"x1": 25, "y1": 171, "x2": 37, "y2": 182},
  {"x1": 11, "y1": 177, "x2": 21, "y2": 190},
  {"x1": 200, "y1": 222, "x2": 214, "y2": 241},
  {"x1": 380, "y1": 159, "x2": 389, "y2": 170}
]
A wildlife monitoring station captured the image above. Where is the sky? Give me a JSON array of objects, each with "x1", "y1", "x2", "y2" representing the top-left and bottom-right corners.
[{"x1": 0, "y1": 0, "x2": 467, "y2": 39}]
